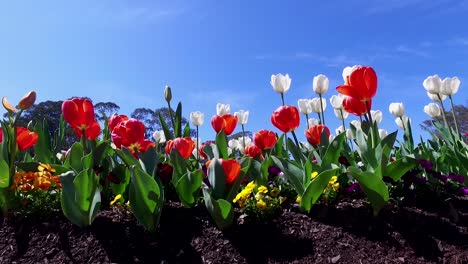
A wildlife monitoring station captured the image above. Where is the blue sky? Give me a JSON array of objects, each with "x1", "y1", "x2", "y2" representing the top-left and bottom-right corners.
[{"x1": 1, "y1": 0, "x2": 467, "y2": 142}]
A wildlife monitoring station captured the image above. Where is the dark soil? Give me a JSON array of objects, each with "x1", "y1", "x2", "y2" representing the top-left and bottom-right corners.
[{"x1": 1, "y1": 197, "x2": 467, "y2": 264}]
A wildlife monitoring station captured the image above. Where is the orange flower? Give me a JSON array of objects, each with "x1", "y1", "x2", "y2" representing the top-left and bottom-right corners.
[
  {"x1": 0, "y1": 127, "x2": 39, "y2": 151},
  {"x1": 271, "y1": 105, "x2": 300, "y2": 133},
  {"x1": 206, "y1": 158, "x2": 241, "y2": 184},
  {"x1": 253, "y1": 130, "x2": 277, "y2": 149},
  {"x1": 244, "y1": 144, "x2": 263, "y2": 159},
  {"x1": 62, "y1": 98, "x2": 101, "y2": 140},
  {"x1": 305, "y1": 125, "x2": 330, "y2": 146},
  {"x1": 165, "y1": 137, "x2": 195, "y2": 159},
  {"x1": 211, "y1": 114, "x2": 238, "y2": 135}
]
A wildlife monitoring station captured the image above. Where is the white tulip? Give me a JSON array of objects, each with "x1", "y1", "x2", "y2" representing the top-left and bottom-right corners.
[
  {"x1": 234, "y1": 110, "x2": 249, "y2": 125},
  {"x1": 335, "y1": 125, "x2": 345, "y2": 135},
  {"x1": 330, "y1": 94, "x2": 345, "y2": 109},
  {"x1": 350, "y1": 120, "x2": 361, "y2": 129},
  {"x1": 298, "y1": 99, "x2": 313, "y2": 115},
  {"x1": 426, "y1": 92, "x2": 447, "y2": 102},
  {"x1": 228, "y1": 139, "x2": 239, "y2": 150},
  {"x1": 423, "y1": 103, "x2": 441, "y2": 117},
  {"x1": 395, "y1": 116, "x2": 410, "y2": 129},
  {"x1": 308, "y1": 118, "x2": 320, "y2": 127},
  {"x1": 270, "y1": 73, "x2": 291, "y2": 94},
  {"x1": 389, "y1": 102, "x2": 405, "y2": 117},
  {"x1": 334, "y1": 108, "x2": 349, "y2": 120},
  {"x1": 342, "y1": 65, "x2": 360, "y2": 83},
  {"x1": 378, "y1": 129, "x2": 388, "y2": 139},
  {"x1": 216, "y1": 103, "x2": 231, "y2": 116},
  {"x1": 237, "y1": 136, "x2": 252, "y2": 153},
  {"x1": 440, "y1": 77, "x2": 460, "y2": 96},
  {"x1": 310, "y1": 97, "x2": 327, "y2": 113},
  {"x1": 371, "y1": 110, "x2": 383, "y2": 124},
  {"x1": 190, "y1": 111, "x2": 204, "y2": 126},
  {"x1": 153, "y1": 130, "x2": 166, "y2": 144},
  {"x1": 313, "y1": 74, "x2": 329, "y2": 95},
  {"x1": 423, "y1": 75, "x2": 442, "y2": 94},
  {"x1": 346, "y1": 129, "x2": 354, "y2": 139}
]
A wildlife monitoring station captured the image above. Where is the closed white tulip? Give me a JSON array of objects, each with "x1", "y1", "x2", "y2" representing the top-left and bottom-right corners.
[
  {"x1": 228, "y1": 139, "x2": 239, "y2": 150},
  {"x1": 371, "y1": 110, "x2": 383, "y2": 124},
  {"x1": 427, "y1": 92, "x2": 447, "y2": 102},
  {"x1": 153, "y1": 130, "x2": 166, "y2": 144},
  {"x1": 234, "y1": 110, "x2": 249, "y2": 125},
  {"x1": 271, "y1": 73, "x2": 291, "y2": 94},
  {"x1": 423, "y1": 75, "x2": 442, "y2": 94},
  {"x1": 237, "y1": 136, "x2": 252, "y2": 153},
  {"x1": 216, "y1": 103, "x2": 230, "y2": 116},
  {"x1": 350, "y1": 120, "x2": 361, "y2": 129},
  {"x1": 313, "y1": 74, "x2": 329, "y2": 95},
  {"x1": 334, "y1": 108, "x2": 349, "y2": 120},
  {"x1": 346, "y1": 129, "x2": 354, "y2": 139},
  {"x1": 423, "y1": 103, "x2": 441, "y2": 117},
  {"x1": 298, "y1": 99, "x2": 313, "y2": 115},
  {"x1": 308, "y1": 118, "x2": 320, "y2": 127},
  {"x1": 440, "y1": 77, "x2": 461, "y2": 96},
  {"x1": 378, "y1": 129, "x2": 388, "y2": 139},
  {"x1": 330, "y1": 94, "x2": 345, "y2": 109},
  {"x1": 190, "y1": 111, "x2": 204, "y2": 126},
  {"x1": 310, "y1": 97, "x2": 327, "y2": 113},
  {"x1": 395, "y1": 116, "x2": 410, "y2": 129},
  {"x1": 389, "y1": 102, "x2": 405, "y2": 117}
]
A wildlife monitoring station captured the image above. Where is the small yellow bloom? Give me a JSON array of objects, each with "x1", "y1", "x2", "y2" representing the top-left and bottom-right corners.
[
  {"x1": 256, "y1": 199, "x2": 267, "y2": 210},
  {"x1": 110, "y1": 194, "x2": 123, "y2": 206},
  {"x1": 38, "y1": 163, "x2": 56, "y2": 173},
  {"x1": 310, "y1": 171, "x2": 318, "y2": 179},
  {"x1": 332, "y1": 183, "x2": 340, "y2": 192},
  {"x1": 329, "y1": 176, "x2": 338, "y2": 184},
  {"x1": 296, "y1": 196, "x2": 302, "y2": 204},
  {"x1": 257, "y1": 185, "x2": 268, "y2": 194},
  {"x1": 246, "y1": 181, "x2": 256, "y2": 190},
  {"x1": 255, "y1": 193, "x2": 263, "y2": 201},
  {"x1": 270, "y1": 187, "x2": 280, "y2": 197}
]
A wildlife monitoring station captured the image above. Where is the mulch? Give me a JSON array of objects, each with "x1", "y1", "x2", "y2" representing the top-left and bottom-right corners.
[{"x1": 0, "y1": 197, "x2": 467, "y2": 264}]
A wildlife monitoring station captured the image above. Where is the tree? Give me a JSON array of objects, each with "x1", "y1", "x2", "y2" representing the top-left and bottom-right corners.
[
  {"x1": 228, "y1": 131, "x2": 253, "y2": 140},
  {"x1": 94, "y1": 102, "x2": 120, "y2": 122},
  {"x1": 420, "y1": 103, "x2": 468, "y2": 136}
]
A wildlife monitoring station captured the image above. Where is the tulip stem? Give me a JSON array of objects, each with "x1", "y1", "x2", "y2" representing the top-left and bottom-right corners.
[
  {"x1": 241, "y1": 124, "x2": 246, "y2": 151},
  {"x1": 167, "y1": 102, "x2": 176, "y2": 137},
  {"x1": 437, "y1": 95, "x2": 449, "y2": 129},
  {"x1": 319, "y1": 94, "x2": 325, "y2": 126},
  {"x1": 196, "y1": 126, "x2": 199, "y2": 161},
  {"x1": 448, "y1": 95, "x2": 460, "y2": 135},
  {"x1": 280, "y1": 93, "x2": 285, "y2": 106},
  {"x1": 340, "y1": 109, "x2": 346, "y2": 132},
  {"x1": 366, "y1": 101, "x2": 373, "y2": 125},
  {"x1": 291, "y1": 130, "x2": 300, "y2": 149},
  {"x1": 305, "y1": 114, "x2": 310, "y2": 129},
  {"x1": 399, "y1": 117, "x2": 406, "y2": 131}
]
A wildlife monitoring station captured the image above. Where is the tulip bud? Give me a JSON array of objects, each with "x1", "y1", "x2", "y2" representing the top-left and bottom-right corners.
[
  {"x1": 423, "y1": 75, "x2": 442, "y2": 94},
  {"x1": 298, "y1": 99, "x2": 313, "y2": 115},
  {"x1": 389, "y1": 102, "x2": 405, "y2": 117},
  {"x1": 395, "y1": 116, "x2": 410, "y2": 129},
  {"x1": 153, "y1": 130, "x2": 166, "y2": 144},
  {"x1": 370, "y1": 110, "x2": 383, "y2": 124},
  {"x1": 334, "y1": 108, "x2": 349, "y2": 120},
  {"x1": 2, "y1": 97, "x2": 17, "y2": 112},
  {"x1": 18, "y1": 91, "x2": 36, "y2": 110},
  {"x1": 378, "y1": 129, "x2": 388, "y2": 139},
  {"x1": 234, "y1": 110, "x2": 249, "y2": 125},
  {"x1": 308, "y1": 118, "x2": 319, "y2": 127},
  {"x1": 310, "y1": 98, "x2": 326, "y2": 113},
  {"x1": 440, "y1": 77, "x2": 460, "y2": 96},
  {"x1": 312, "y1": 74, "x2": 329, "y2": 95},
  {"x1": 190, "y1": 111, "x2": 204, "y2": 126},
  {"x1": 330, "y1": 94, "x2": 344, "y2": 109},
  {"x1": 270, "y1": 73, "x2": 291, "y2": 94},
  {"x1": 350, "y1": 120, "x2": 361, "y2": 129},
  {"x1": 423, "y1": 103, "x2": 441, "y2": 117},
  {"x1": 164, "y1": 85, "x2": 172, "y2": 103}
]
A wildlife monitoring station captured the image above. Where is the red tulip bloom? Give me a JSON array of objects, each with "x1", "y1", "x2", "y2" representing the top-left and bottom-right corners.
[
  {"x1": 244, "y1": 144, "x2": 263, "y2": 159},
  {"x1": 271, "y1": 105, "x2": 300, "y2": 133},
  {"x1": 253, "y1": 130, "x2": 277, "y2": 149},
  {"x1": 305, "y1": 125, "x2": 330, "y2": 146},
  {"x1": 62, "y1": 98, "x2": 101, "y2": 140},
  {"x1": 108, "y1": 114, "x2": 129, "y2": 132},
  {"x1": 0, "y1": 127, "x2": 39, "y2": 151},
  {"x1": 165, "y1": 137, "x2": 195, "y2": 159},
  {"x1": 342, "y1": 96, "x2": 370, "y2": 117},
  {"x1": 206, "y1": 158, "x2": 241, "y2": 184},
  {"x1": 111, "y1": 118, "x2": 155, "y2": 157},
  {"x1": 198, "y1": 141, "x2": 214, "y2": 159},
  {"x1": 336, "y1": 66, "x2": 377, "y2": 104},
  {"x1": 211, "y1": 114, "x2": 238, "y2": 135}
]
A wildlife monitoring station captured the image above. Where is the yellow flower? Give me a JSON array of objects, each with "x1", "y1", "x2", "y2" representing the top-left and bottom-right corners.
[
  {"x1": 310, "y1": 171, "x2": 318, "y2": 179},
  {"x1": 110, "y1": 194, "x2": 123, "y2": 206},
  {"x1": 257, "y1": 185, "x2": 268, "y2": 194},
  {"x1": 332, "y1": 183, "x2": 340, "y2": 192},
  {"x1": 256, "y1": 199, "x2": 267, "y2": 210},
  {"x1": 255, "y1": 193, "x2": 263, "y2": 201},
  {"x1": 38, "y1": 163, "x2": 56, "y2": 173},
  {"x1": 296, "y1": 196, "x2": 302, "y2": 204},
  {"x1": 329, "y1": 176, "x2": 338, "y2": 184},
  {"x1": 270, "y1": 187, "x2": 280, "y2": 197},
  {"x1": 246, "y1": 181, "x2": 256, "y2": 191},
  {"x1": 279, "y1": 196, "x2": 287, "y2": 204}
]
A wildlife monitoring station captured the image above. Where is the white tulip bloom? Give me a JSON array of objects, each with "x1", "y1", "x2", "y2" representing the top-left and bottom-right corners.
[
  {"x1": 330, "y1": 94, "x2": 345, "y2": 109},
  {"x1": 313, "y1": 74, "x2": 329, "y2": 95},
  {"x1": 310, "y1": 97, "x2": 327, "y2": 113},
  {"x1": 329, "y1": 134, "x2": 336, "y2": 141},
  {"x1": 153, "y1": 130, "x2": 166, "y2": 144},
  {"x1": 395, "y1": 116, "x2": 410, "y2": 129},
  {"x1": 350, "y1": 120, "x2": 361, "y2": 129},
  {"x1": 237, "y1": 136, "x2": 252, "y2": 153},
  {"x1": 346, "y1": 129, "x2": 354, "y2": 139},
  {"x1": 234, "y1": 110, "x2": 249, "y2": 125},
  {"x1": 371, "y1": 110, "x2": 383, "y2": 124},
  {"x1": 334, "y1": 108, "x2": 349, "y2": 120},
  {"x1": 270, "y1": 73, "x2": 292, "y2": 94},
  {"x1": 190, "y1": 111, "x2": 204, "y2": 126},
  {"x1": 423, "y1": 103, "x2": 441, "y2": 117},
  {"x1": 335, "y1": 125, "x2": 345, "y2": 135},
  {"x1": 308, "y1": 118, "x2": 320, "y2": 127},
  {"x1": 216, "y1": 103, "x2": 231, "y2": 116},
  {"x1": 389, "y1": 102, "x2": 405, "y2": 117},
  {"x1": 228, "y1": 139, "x2": 239, "y2": 150},
  {"x1": 423, "y1": 75, "x2": 442, "y2": 94},
  {"x1": 440, "y1": 77, "x2": 460, "y2": 96},
  {"x1": 298, "y1": 99, "x2": 313, "y2": 115},
  {"x1": 426, "y1": 92, "x2": 447, "y2": 102},
  {"x1": 378, "y1": 129, "x2": 388, "y2": 139}
]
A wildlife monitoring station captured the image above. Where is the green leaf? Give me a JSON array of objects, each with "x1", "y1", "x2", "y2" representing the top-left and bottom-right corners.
[
  {"x1": 271, "y1": 156, "x2": 305, "y2": 194},
  {"x1": 202, "y1": 188, "x2": 234, "y2": 230},
  {"x1": 170, "y1": 149, "x2": 188, "y2": 185},
  {"x1": 33, "y1": 119, "x2": 52, "y2": 164},
  {"x1": 349, "y1": 166, "x2": 389, "y2": 216},
  {"x1": 272, "y1": 133, "x2": 286, "y2": 158},
  {"x1": 215, "y1": 131, "x2": 229, "y2": 160},
  {"x1": 287, "y1": 137, "x2": 305, "y2": 165},
  {"x1": 183, "y1": 123, "x2": 191, "y2": 137},
  {"x1": 202, "y1": 143, "x2": 219, "y2": 160},
  {"x1": 65, "y1": 142, "x2": 84, "y2": 172},
  {"x1": 301, "y1": 168, "x2": 338, "y2": 212},
  {"x1": 139, "y1": 147, "x2": 159, "y2": 177},
  {"x1": 159, "y1": 112, "x2": 173, "y2": 140},
  {"x1": 208, "y1": 159, "x2": 226, "y2": 200},
  {"x1": 322, "y1": 132, "x2": 346, "y2": 169},
  {"x1": 0, "y1": 159, "x2": 9, "y2": 188},
  {"x1": 384, "y1": 158, "x2": 416, "y2": 182},
  {"x1": 175, "y1": 169, "x2": 203, "y2": 207},
  {"x1": 175, "y1": 102, "x2": 183, "y2": 137}
]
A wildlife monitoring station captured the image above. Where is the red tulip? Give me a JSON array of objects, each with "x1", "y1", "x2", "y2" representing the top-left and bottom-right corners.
[
  {"x1": 198, "y1": 141, "x2": 214, "y2": 159},
  {"x1": 62, "y1": 98, "x2": 101, "y2": 140},
  {"x1": 211, "y1": 114, "x2": 238, "y2": 135},
  {"x1": 244, "y1": 144, "x2": 263, "y2": 159},
  {"x1": 207, "y1": 158, "x2": 241, "y2": 184},
  {"x1": 165, "y1": 137, "x2": 195, "y2": 159},
  {"x1": 0, "y1": 127, "x2": 39, "y2": 151},
  {"x1": 336, "y1": 66, "x2": 377, "y2": 105},
  {"x1": 271, "y1": 105, "x2": 300, "y2": 133},
  {"x1": 305, "y1": 125, "x2": 330, "y2": 146},
  {"x1": 342, "y1": 96, "x2": 370, "y2": 117},
  {"x1": 108, "y1": 114, "x2": 129, "y2": 132},
  {"x1": 253, "y1": 130, "x2": 277, "y2": 149},
  {"x1": 111, "y1": 118, "x2": 155, "y2": 157}
]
